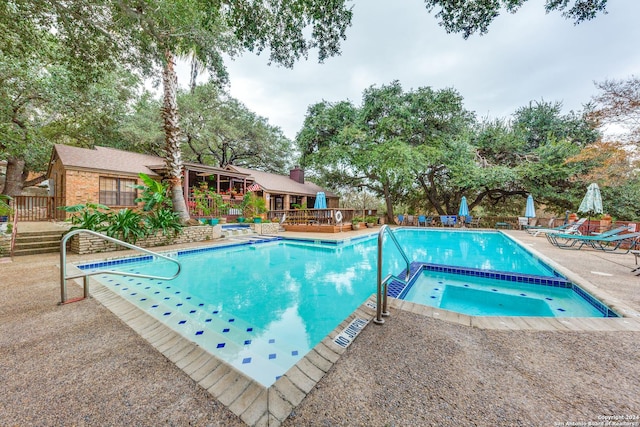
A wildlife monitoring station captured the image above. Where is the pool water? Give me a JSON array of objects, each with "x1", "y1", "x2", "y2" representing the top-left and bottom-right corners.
[
  {"x1": 79, "y1": 230, "x2": 613, "y2": 387},
  {"x1": 402, "y1": 271, "x2": 604, "y2": 317}
]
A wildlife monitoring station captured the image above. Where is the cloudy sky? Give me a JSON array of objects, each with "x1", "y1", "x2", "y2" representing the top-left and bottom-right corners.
[{"x1": 184, "y1": 0, "x2": 640, "y2": 140}]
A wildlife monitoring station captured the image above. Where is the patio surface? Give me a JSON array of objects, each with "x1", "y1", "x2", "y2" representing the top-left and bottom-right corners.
[{"x1": 1, "y1": 225, "x2": 640, "y2": 426}]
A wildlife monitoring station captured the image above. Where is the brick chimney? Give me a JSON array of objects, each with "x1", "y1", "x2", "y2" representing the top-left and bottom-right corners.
[{"x1": 289, "y1": 165, "x2": 304, "y2": 184}]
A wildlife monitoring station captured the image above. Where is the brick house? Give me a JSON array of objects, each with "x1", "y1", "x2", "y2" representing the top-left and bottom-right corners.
[{"x1": 47, "y1": 144, "x2": 338, "y2": 219}]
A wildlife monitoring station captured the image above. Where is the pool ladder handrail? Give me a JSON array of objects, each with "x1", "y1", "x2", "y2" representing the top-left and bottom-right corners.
[
  {"x1": 376, "y1": 224, "x2": 411, "y2": 324},
  {"x1": 59, "y1": 229, "x2": 182, "y2": 304}
]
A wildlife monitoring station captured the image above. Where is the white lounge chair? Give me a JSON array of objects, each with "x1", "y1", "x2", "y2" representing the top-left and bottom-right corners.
[{"x1": 530, "y1": 218, "x2": 586, "y2": 237}]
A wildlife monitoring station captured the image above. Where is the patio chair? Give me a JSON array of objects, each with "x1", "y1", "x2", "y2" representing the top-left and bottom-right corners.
[
  {"x1": 518, "y1": 217, "x2": 529, "y2": 230},
  {"x1": 631, "y1": 250, "x2": 640, "y2": 275},
  {"x1": 546, "y1": 231, "x2": 640, "y2": 254},
  {"x1": 546, "y1": 225, "x2": 630, "y2": 249},
  {"x1": 417, "y1": 215, "x2": 426, "y2": 227},
  {"x1": 407, "y1": 215, "x2": 415, "y2": 226},
  {"x1": 440, "y1": 215, "x2": 456, "y2": 227},
  {"x1": 468, "y1": 217, "x2": 481, "y2": 228},
  {"x1": 397, "y1": 214, "x2": 405, "y2": 225},
  {"x1": 528, "y1": 218, "x2": 586, "y2": 237}
]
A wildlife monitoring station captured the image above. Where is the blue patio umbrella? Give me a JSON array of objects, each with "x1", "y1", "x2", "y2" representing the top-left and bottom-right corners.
[
  {"x1": 458, "y1": 196, "x2": 469, "y2": 217},
  {"x1": 313, "y1": 192, "x2": 327, "y2": 209},
  {"x1": 525, "y1": 194, "x2": 536, "y2": 218}
]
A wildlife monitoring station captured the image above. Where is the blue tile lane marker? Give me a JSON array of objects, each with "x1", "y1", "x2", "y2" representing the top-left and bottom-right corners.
[
  {"x1": 242, "y1": 358, "x2": 251, "y2": 364},
  {"x1": 217, "y1": 343, "x2": 225, "y2": 348},
  {"x1": 269, "y1": 354, "x2": 276, "y2": 359}
]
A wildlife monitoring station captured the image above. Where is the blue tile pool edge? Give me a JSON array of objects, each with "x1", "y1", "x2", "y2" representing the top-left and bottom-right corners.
[
  {"x1": 76, "y1": 237, "x2": 283, "y2": 270},
  {"x1": 393, "y1": 262, "x2": 619, "y2": 318},
  {"x1": 75, "y1": 234, "x2": 380, "y2": 272}
]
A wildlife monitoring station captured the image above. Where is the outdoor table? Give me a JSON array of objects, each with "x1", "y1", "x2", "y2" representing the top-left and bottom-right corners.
[{"x1": 495, "y1": 222, "x2": 512, "y2": 230}]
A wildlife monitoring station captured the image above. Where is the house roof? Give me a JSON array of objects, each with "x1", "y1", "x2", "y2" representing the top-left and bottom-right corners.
[
  {"x1": 50, "y1": 144, "x2": 163, "y2": 177},
  {"x1": 49, "y1": 144, "x2": 335, "y2": 197},
  {"x1": 228, "y1": 165, "x2": 336, "y2": 198}
]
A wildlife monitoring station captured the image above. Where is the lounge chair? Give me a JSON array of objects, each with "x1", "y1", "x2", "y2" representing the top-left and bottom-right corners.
[
  {"x1": 546, "y1": 231, "x2": 640, "y2": 254},
  {"x1": 397, "y1": 214, "x2": 405, "y2": 225},
  {"x1": 546, "y1": 226, "x2": 630, "y2": 249},
  {"x1": 528, "y1": 218, "x2": 586, "y2": 237},
  {"x1": 417, "y1": 215, "x2": 426, "y2": 227},
  {"x1": 407, "y1": 215, "x2": 415, "y2": 226}
]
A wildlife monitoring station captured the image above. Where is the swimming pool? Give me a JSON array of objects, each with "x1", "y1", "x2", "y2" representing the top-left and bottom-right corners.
[{"x1": 78, "y1": 229, "x2": 615, "y2": 386}]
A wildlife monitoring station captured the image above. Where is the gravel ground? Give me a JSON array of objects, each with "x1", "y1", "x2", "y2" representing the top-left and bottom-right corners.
[
  {"x1": 284, "y1": 310, "x2": 640, "y2": 426},
  {"x1": 2, "y1": 229, "x2": 640, "y2": 426},
  {"x1": 0, "y1": 257, "x2": 244, "y2": 427}
]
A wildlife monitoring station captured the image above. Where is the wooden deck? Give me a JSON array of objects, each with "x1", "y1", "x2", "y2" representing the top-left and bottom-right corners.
[{"x1": 283, "y1": 224, "x2": 355, "y2": 233}]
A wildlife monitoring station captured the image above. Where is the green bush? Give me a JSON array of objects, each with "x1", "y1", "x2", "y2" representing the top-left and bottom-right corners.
[
  {"x1": 145, "y1": 208, "x2": 183, "y2": 236},
  {"x1": 59, "y1": 203, "x2": 110, "y2": 231},
  {"x1": 102, "y1": 209, "x2": 147, "y2": 243}
]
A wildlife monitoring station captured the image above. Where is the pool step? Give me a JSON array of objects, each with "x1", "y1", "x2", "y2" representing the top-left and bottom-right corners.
[
  {"x1": 221, "y1": 227, "x2": 256, "y2": 238},
  {"x1": 94, "y1": 272, "x2": 304, "y2": 385}
]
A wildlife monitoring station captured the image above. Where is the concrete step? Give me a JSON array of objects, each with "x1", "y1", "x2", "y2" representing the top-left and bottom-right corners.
[
  {"x1": 16, "y1": 230, "x2": 66, "y2": 238},
  {"x1": 14, "y1": 240, "x2": 60, "y2": 249},
  {"x1": 12, "y1": 246, "x2": 60, "y2": 256},
  {"x1": 15, "y1": 235, "x2": 62, "y2": 244}
]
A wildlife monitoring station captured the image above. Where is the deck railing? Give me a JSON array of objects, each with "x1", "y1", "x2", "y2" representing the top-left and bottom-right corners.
[
  {"x1": 11, "y1": 196, "x2": 65, "y2": 221},
  {"x1": 268, "y1": 208, "x2": 356, "y2": 225}
]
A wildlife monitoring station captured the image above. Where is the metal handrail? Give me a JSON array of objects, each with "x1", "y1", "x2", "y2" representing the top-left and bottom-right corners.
[
  {"x1": 375, "y1": 225, "x2": 411, "y2": 324},
  {"x1": 59, "y1": 229, "x2": 182, "y2": 304}
]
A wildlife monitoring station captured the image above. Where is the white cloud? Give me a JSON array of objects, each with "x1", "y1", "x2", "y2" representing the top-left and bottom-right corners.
[{"x1": 179, "y1": 0, "x2": 640, "y2": 140}]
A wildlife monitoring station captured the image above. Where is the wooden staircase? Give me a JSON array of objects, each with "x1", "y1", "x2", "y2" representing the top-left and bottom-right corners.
[{"x1": 12, "y1": 229, "x2": 66, "y2": 256}]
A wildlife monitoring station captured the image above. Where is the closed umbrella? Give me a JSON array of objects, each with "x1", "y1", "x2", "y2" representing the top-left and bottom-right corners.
[
  {"x1": 313, "y1": 192, "x2": 327, "y2": 209},
  {"x1": 458, "y1": 196, "x2": 469, "y2": 227},
  {"x1": 525, "y1": 195, "x2": 536, "y2": 218},
  {"x1": 578, "y1": 183, "x2": 603, "y2": 232},
  {"x1": 458, "y1": 196, "x2": 469, "y2": 217}
]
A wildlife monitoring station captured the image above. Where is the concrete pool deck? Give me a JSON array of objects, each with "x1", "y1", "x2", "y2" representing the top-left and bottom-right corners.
[{"x1": 1, "y1": 226, "x2": 640, "y2": 425}]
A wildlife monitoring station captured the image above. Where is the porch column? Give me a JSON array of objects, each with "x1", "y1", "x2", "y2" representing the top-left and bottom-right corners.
[
  {"x1": 301, "y1": 196, "x2": 307, "y2": 208},
  {"x1": 284, "y1": 194, "x2": 290, "y2": 210}
]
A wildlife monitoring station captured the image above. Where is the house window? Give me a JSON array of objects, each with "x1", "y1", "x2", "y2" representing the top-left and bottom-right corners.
[{"x1": 99, "y1": 177, "x2": 137, "y2": 206}]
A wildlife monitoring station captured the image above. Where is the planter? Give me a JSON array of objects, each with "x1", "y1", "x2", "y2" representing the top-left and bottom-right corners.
[
  {"x1": 253, "y1": 217, "x2": 262, "y2": 223},
  {"x1": 237, "y1": 217, "x2": 245, "y2": 223},
  {"x1": 366, "y1": 223, "x2": 374, "y2": 228},
  {"x1": 199, "y1": 218, "x2": 208, "y2": 225},
  {"x1": 209, "y1": 218, "x2": 219, "y2": 226},
  {"x1": 352, "y1": 223, "x2": 361, "y2": 230}
]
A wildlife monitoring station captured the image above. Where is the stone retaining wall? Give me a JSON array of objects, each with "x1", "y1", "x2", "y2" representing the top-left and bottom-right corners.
[
  {"x1": 250, "y1": 223, "x2": 280, "y2": 234},
  {"x1": 0, "y1": 234, "x2": 10, "y2": 257},
  {"x1": 69, "y1": 225, "x2": 222, "y2": 255}
]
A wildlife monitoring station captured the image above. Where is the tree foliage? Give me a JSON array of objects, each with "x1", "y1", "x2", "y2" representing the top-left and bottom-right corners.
[
  {"x1": 424, "y1": 0, "x2": 608, "y2": 39},
  {"x1": 298, "y1": 84, "x2": 609, "y2": 220}
]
